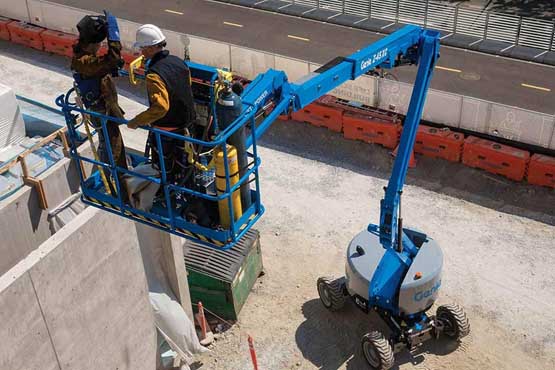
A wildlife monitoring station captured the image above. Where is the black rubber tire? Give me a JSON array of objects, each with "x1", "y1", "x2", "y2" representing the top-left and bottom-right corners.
[
  {"x1": 316, "y1": 276, "x2": 346, "y2": 311},
  {"x1": 437, "y1": 303, "x2": 471, "y2": 340},
  {"x1": 361, "y1": 331, "x2": 394, "y2": 370}
]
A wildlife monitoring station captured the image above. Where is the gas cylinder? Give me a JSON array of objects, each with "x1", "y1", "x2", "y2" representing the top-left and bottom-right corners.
[
  {"x1": 216, "y1": 82, "x2": 251, "y2": 210},
  {"x1": 215, "y1": 145, "x2": 242, "y2": 228}
]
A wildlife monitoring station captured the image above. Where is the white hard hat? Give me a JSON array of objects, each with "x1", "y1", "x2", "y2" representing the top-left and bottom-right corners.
[{"x1": 134, "y1": 24, "x2": 166, "y2": 48}]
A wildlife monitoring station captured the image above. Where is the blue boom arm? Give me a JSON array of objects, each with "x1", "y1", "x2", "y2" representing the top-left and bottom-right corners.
[
  {"x1": 232, "y1": 25, "x2": 440, "y2": 314},
  {"x1": 236, "y1": 25, "x2": 437, "y2": 147}
]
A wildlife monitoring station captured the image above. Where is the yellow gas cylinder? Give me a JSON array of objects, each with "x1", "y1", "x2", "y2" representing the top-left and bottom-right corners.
[{"x1": 215, "y1": 145, "x2": 243, "y2": 228}]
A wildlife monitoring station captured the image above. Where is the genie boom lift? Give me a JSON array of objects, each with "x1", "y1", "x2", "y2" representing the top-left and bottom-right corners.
[{"x1": 58, "y1": 24, "x2": 469, "y2": 369}]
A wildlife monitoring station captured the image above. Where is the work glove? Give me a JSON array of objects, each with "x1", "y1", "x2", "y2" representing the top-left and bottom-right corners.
[{"x1": 103, "y1": 10, "x2": 120, "y2": 42}]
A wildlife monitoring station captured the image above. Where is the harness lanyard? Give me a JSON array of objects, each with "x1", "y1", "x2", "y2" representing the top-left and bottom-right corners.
[{"x1": 74, "y1": 90, "x2": 114, "y2": 196}]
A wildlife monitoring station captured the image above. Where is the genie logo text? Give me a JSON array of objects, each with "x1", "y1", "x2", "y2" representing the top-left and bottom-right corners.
[
  {"x1": 413, "y1": 279, "x2": 441, "y2": 302},
  {"x1": 360, "y1": 48, "x2": 388, "y2": 71}
]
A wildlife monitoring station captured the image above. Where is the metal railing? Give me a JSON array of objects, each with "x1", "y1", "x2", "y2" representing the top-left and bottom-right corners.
[{"x1": 254, "y1": 0, "x2": 555, "y2": 52}]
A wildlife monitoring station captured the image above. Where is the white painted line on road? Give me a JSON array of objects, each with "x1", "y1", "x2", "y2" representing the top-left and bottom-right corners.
[
  {"x1": 302, "y1": 8, "x2": 316, "y2": 15},
  {"x1": 327, "y1": 13, "x2": 341, "y2": 20},
  {"x1": 469, "y1": 39, "x2": 482, "y2": 47},
  {"x1": 288, "y1": 34, "x2": 310, "y2": 42},
  {"x1": 381, "y1": 22, "x2": 395, "y2": 30},
  {"x1": 440, "y1": 33, "x2": 453, "y2": 40},
  {"x1": 353, "y1": 17, "x2": 368, "y2": 25},
  {"x1": 278, "y1": 3, "x2": 292, "y2": 10},
  {"x1": 223, "y1": 21, "x2": 243, "y2": 28},
  {"x1": 436, "y1": 66, "x2": 462, "y2": 73},
  {"x1": 164, "y1": 9, "x2": 183, "y2": 15},
  {"x1": 521, "y1": 83, "x2": 551, "y2": 92},
  {"x1": 254, "y1": 0, "x2": 268, "y2": 5},
  {"x1": 534, "y1": 50, "x2": 548, "y2": 59}
]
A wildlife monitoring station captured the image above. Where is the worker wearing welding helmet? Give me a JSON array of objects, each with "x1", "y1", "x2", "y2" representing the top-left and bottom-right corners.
[
  {"x1": 127, "y1": 24, "x2": 197, "y2": 185},
  {"x1": 71, "y1": 11, "x2": 127, "y2": 196}
]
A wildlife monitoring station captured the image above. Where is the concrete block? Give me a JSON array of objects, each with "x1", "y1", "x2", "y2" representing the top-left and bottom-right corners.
[
  {"x1": 0, "y1": 151, "x2": 84, "y2": 275},
  {"x1": 0, "y1": 185, "x2": 51, "y2": 275},
  {"x1": 29, "y1": 207, "x2": 156, "y2": 370},
  {"x1": 0, "y1": 272, "x2": 60, "y2": 370}
]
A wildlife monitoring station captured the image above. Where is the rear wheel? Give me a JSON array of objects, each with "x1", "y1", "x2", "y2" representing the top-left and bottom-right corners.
[
  {"x1": 437, "y1": 303, "x2": 470, "y2": 340},
  {"x1": 316, "y1": 276, "x2": 345, "y2": 311},
  {"x1": 361, "y1": 331, "x2": 394, "y2": 370}
]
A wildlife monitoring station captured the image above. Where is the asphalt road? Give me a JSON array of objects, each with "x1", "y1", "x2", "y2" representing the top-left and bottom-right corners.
[{"x1": 51, "y1": 0, "x2": 555, "y2": 114}]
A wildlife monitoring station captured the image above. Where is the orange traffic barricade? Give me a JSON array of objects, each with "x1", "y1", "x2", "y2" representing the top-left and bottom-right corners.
[
  {"x1": 462, "y1": 136, "x2": 530, "y2": 181},
  {"x1": 291, "y1": 95, "x2": 343, "y2": 132},
  {"x1": 527, "y1": 153, "x2": 555, "y2": 188},
  {"x1": 41, "y1": 29, "x2": 77, "y2": 57},
  {"x1": 121, "y1": 50, "x2": 143, "y2": 72},
  {"x1": 0, "y1": 16, "x2": 11, "y2": 41},
  {"x1": 414, "y1": 125, "x2": 464, "y2": 162},
  {"x1": 343, "y1": 111, "x2": 401, "y2": 149},
  {"x1": 6, "y1": 21, "x2": 45, "y2": 51}
]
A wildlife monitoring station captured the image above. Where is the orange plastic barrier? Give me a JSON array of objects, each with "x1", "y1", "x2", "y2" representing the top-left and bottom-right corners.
[
  {"x1": 121, "y1": 50, "x2": 145, "y2": 75},
  {"x1": 0, "y1": 16, "x2": 11, "y2": 41},
  {"x1": 41, "y1": 29, "x2": 77, "y2": 57},
  {"x1": 414, "y1": 125, "x2": 464, "y2": 162},
  {"x1": 291, "y1": 95, "x2": 343, "y2": 132},
  {"x1": 462, "y1": 136, "x2": 530, "y2": 181},
  {"x1": 343, "y1": 111, "x2": 401, "y2": 149},
  {"x1": 6, "y1": 21, "x2": 45, "y2": 51},
  {"x1": 527, "y1": 154, "x2": 555, "y2": 188}
]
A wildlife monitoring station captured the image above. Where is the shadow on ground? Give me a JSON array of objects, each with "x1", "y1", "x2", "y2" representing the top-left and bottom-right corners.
[
  {"x1": 295, "y1": 298, "x2": 461, "y2": 370},
  {"x1": 260, "y1": 120, "x2": 555, "y2": 226}
]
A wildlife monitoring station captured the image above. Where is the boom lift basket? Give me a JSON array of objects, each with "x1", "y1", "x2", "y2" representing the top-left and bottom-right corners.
[{"x1": 56, "y1": 65, "x2": 265, "y2": 250}]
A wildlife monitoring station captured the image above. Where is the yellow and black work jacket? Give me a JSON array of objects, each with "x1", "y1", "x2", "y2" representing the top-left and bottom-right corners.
[
  {"x1": 128, "y1": 50, "x2": 195, "y2": 129},
  {"x1": 71, "y1": 40, "x2": 124, "y2": 117}
]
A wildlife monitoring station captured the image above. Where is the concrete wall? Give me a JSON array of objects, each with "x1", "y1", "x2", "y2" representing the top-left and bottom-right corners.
[
  {"x1": 0, "y1": 206, "x2": 157, "y2": 370},
  {"x1": 0, "y1": 156, "x2": 80, "y2": 275}
]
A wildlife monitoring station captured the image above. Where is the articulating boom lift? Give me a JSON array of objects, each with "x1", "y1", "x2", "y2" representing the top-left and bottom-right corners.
[{"x1": 58, "y1": 25, "x2": 469, "y2": 368}]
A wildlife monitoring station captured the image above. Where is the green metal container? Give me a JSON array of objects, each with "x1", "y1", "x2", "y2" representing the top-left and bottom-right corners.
[{"x1": 184, "y1": 229, "x2": 263, "y2": 320}]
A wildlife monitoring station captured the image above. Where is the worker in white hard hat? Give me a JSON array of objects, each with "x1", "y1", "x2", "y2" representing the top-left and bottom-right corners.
[{"x1": 127, "y1": 24, "x2": 197, "y2": 185}]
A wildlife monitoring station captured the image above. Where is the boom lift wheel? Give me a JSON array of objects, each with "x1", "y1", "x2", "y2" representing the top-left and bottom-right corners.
[
  {"x1": 361, "y1": 331, "x2": 394, "y2": 370},
  {"x1": 316, "y1": 276, "x2": 346, "y2": 311},
  {"x1": 436, "y1": 304, "x2": 470, "y2": 340}
]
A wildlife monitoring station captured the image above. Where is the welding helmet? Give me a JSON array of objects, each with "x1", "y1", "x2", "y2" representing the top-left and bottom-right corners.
[{"x1": 76, "y1": 15, "x2": 108, "y2": 44}]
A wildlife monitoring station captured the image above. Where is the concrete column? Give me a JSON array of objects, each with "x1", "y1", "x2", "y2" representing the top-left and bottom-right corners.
[{"x1": 160, "y1": 233, "x2": 194, "y2": 321}]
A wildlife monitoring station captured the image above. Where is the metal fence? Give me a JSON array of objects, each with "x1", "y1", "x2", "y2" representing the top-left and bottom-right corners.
[{"x1": 272, "y1": 0, "x2": 555, "y2": 52}]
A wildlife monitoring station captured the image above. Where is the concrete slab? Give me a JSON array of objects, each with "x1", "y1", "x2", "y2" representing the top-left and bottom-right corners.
[
  {"x1": 279, "y1": 4, "x2": 315, "y2": 17},
  {"x1": 509, "y1": 46, "x2": 545, "y2": 63},
  {"x1": 304, "y1": 9, "x2": 341, "y2": 22},
  {"x1": 442, "y1": 33, "x2": 481, "y2": 49},
  {"x1": 357, "y1": 18, "x2": 396, "y2": 32},
  {"x1": 331, "y1": 14, "x2": 367, "y2": 27},
  {"x1": 256, "y1": 0, "x2": 292, "y2": 12},
  {"x1": 474, "y1": 39, "x2": 513, "y2": 55},
  {"x1": 0, "y1": 272, "x2": 60, "y2": 370},
  {"x1": 29, "y1": 207, "x2": 156, "y2": 370},
  {"x1": 541, "y1": 51, "x2": 555, "y2": 66},
  {"x1": 0, "y1": 185, "x2": 52, "y2": 275}
]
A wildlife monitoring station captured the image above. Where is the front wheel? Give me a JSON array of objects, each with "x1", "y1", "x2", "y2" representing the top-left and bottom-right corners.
[
  {"x1": 316, "y1": 276, "x2": 345, "y2": 311},
  {"x1": 361, "y1": 331, "x2": 394, "y2": 370},
  {"x1": 437, "y1": 303, "x2": 470, "y2": 340}
]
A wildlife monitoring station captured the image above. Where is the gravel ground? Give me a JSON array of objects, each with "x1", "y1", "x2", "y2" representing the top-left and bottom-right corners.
[
  {"x1": 193, "y1": 120, "x2": 555, "y2": 370},
  {"x1": 2, "y1": 42, "x2": 554, "y2": 370}
]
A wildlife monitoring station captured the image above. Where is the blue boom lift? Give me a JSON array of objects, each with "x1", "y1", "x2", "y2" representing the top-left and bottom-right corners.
[{"x1": 57, "y1": 24, "x2": 469, "y2": 368}]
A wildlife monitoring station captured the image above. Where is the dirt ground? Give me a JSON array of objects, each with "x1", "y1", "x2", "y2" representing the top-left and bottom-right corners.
[
  {"x1": 192, "y1": 120, "x2": 555, "y2": 370},
  {"x1": 2, "y1": 41, "x2": 554, "y2": 370}
]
